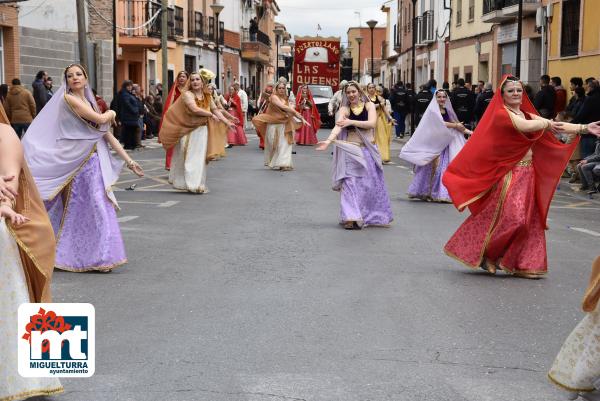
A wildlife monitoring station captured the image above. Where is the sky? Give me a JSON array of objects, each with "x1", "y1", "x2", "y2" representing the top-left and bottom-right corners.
[{"x1": 275, "y1": 0, "x2": 390, "y2": 46}]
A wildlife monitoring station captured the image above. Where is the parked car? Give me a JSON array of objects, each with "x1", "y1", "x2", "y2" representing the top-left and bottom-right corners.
[{"x1": 308, "y1": 84, "x2": 334, "y2": 128}]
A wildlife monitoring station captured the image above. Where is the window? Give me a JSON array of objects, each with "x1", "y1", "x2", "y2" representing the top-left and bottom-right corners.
[
  {"x1": 184, "y1": 55, "x2": 195, "y2": 74},
  {"x1": 174, "y1": 6, "x2": 183, "y2": 37},
  {"x1": 561, "y1": 0, "x2": 580, "y2": 57},
  {"x1": 501, "y1": 42, "x2": 517, "y2": 75},
  {"x1": 468, "y1": 0, "x2": 474, "y2": 21},
  {"x1": 208, "y1": 16, "x2": 215, "y2": 41},
  {"x1": 456, "y1": 0, "x2": 462, "y2": 25},
  {"x1": 219, "y1": 21, "x2": 224, "y2": 45},
  {"x1": 465, "y1": 72, "x2": 472, "y2": 84}
]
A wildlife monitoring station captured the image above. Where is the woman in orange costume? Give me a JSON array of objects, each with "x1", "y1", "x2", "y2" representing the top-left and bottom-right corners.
[
  {"x1": 225, "y1": 85, "x2": 248, "y2": 146},
  {"x1": 161, "y1": 71, "x2": 189, "y2": 170},
  {"x1": 294, "y1": 84, "x2": 321, "y2": 145},
  {"x1": 443, "y1": 75, "x2": 582, "y2": 278}
]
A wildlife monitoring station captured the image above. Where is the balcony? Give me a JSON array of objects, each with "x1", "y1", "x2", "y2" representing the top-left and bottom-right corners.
[
  {"x1": 482, "y1": 0, "x2": 512, "y2": 23},
  {"x1": 503, "y1": 0, "x2": 541, "y2": 17},
  {"x1": 146, "y1": 4, "x2": 182, "y2": 41},
  {"x1": 419, "y1": 10, "x2": 434, "y2": 44},
  {"x1": 117, "y1": 0, "x2": 161, "y2": 48},
  {"x1": 241, "y1": 28, "x2": 271, "y2": 64},
  {"x1": 185, "y1": 12, "x2": 224, "y2": 45}
]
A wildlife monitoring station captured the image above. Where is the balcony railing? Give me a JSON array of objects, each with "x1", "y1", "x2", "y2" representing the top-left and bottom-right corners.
[
  {"x1": 416, "y1": 11, "x2": 434, "y2": 44},
  {"x1": 483, "y1": 0, "x2": 538, "y2": 14},
  {"x1": 241, "y1": 27, "x2": 271, "y2": 46},
  {"x1": 483, "y1": 0, "x2": 504, "y2": 14},
  {"x1": 119, "y1": 0, "x2": 161, "y2": 37}
]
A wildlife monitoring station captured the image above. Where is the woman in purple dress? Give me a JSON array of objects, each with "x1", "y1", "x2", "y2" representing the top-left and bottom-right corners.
[
  {"x1": 22, "y1": 64, "x2": 144, "y2": 272},
  {"x1": 316, "y1": 81, "x2": 393, "y2": 229},
  {"x1": 399, "y1": 90, "x2": 469, "y2": 202}
]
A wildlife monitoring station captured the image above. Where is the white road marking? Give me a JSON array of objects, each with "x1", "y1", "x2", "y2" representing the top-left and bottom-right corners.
[
  {"x1": 569, "y1": 227, "x2": 600, "y2": 237},
  {"x1": 117, "y1": 200, "x2": 179, "y2": 208},
  {"x1": 396, "y1": 165, "x2": 409, "y2": 169},
  {"x1": 117, "y1": 215, "x2": 139, "y2": 223},
  {"x1": 157, "y1": 200, "x2": 180, "y2": 208}
]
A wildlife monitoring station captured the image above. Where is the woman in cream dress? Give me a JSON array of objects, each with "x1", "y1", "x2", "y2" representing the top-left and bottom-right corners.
[
  {"x1": 549, "y1": 256, "x2": 600, "y2": 400},
  {"x1": 0, "y1": 123, "x2": 63, "y2": 400},
  {"x1": 252, "y1": 78, "x2": 306, "y2": 171},
  {"x1": 160, "y1": 69, "x2": 233, "y2": 193}
]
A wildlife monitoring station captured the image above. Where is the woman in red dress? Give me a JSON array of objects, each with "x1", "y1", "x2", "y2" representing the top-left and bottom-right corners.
[
  {"x1": 161, "y1": 71, "x2": 189, "y2": 170},
  {"x1": 225, "y1": 85, "x2": 248, "y2": 146},
  {"x1": 443, "y1": 75, "x2": 581, "y2": 278},
  {"x1": 294, "y1": 85, "x2": 321, "y2": 145}
]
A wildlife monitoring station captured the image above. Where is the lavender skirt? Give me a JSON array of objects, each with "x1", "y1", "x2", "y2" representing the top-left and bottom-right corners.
[
  {"x1": 45, "y1": 153, "x2": 127, "y2": 272},
  {"x1": 407, "y1": 146, "x2": 451, "y2": 202},
  {"x1": 339, "y1": 147, "x2": 393, "y2": 226}
]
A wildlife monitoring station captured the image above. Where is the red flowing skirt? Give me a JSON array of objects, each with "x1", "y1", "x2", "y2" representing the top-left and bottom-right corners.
[
  {"x1": 227, "y1": 124, "x2": 248, "y2": 145},
  {"x1": 165, "y1": 147, "x2": 174, "y2": 170},
  {"x1": 444, "y1": 164, "x2": 547, "y2": 276},
  {"x1": 294, "y1": 109, "x2": 318, "y2": 145}
]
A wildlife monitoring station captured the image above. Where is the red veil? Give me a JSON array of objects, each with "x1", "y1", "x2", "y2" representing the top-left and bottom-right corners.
[
  {"x1": 226, "y1": 91, "x2": 244, "y2": 125},
  {"x1": 295, "y1": 85, "x2": 322, "y2": 131},
  {"x1": 159, "y1": 74, "x2": 188, "y2": 131},
  {"x1": 442, "y1": 75, "x2": 579, "y2": 225}
]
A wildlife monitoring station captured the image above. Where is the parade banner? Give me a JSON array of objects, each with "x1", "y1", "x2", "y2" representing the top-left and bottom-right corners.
[{"x1": 292, "y1": 36, "x2": 341, "y2": 95}]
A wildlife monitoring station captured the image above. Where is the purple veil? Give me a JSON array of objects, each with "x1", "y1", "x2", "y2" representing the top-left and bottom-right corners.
[
  {"x1": 22, "y1": 80, "x2": 123, "y2": 207},
  {"x1": 331, "y1": 85, "x2": 382, "y2": 190},
  {"x1": 399, "y1": 90, "x2": 466, "y2": 166}
]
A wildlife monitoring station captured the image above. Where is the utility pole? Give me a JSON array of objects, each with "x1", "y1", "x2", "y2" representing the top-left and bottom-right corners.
[
  {"x1": 161, "y1": 0, "x2": 168, "y2": 104},
  {"x1": 76, "y1": 0, "x2": 88, "y2": 69}
]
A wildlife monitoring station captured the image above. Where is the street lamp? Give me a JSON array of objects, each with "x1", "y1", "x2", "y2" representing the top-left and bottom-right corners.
[
  {"x1": 366, "y1": 19, "x2": 377, "y2": 83},
  {"x1": 210, "y1": 2, "x2": 224, "y2": 89},
  {"x1": 273, "y1": 27, "x2": 284, "y2": 81},
  {"x1": 356, "y1": 36, "x2": 363, "y2": 82},
  {"x1": 411, "y1": 0, "x2": 417, "y2": 134}
]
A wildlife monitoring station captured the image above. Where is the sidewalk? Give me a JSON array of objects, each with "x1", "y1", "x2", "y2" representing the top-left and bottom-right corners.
[{"x1": 392, "y1": 135, "x2": 600, "y2": 205}]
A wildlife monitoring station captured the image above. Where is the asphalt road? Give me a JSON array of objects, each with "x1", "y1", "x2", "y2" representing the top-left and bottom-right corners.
[{"x1": 42, "y1": 129, "x2": 600, "y2": 401}]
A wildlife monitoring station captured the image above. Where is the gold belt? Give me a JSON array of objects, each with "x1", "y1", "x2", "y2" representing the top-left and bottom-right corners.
[{"x1": 516, "y1": 159, "x2": 533, "y2": 167}]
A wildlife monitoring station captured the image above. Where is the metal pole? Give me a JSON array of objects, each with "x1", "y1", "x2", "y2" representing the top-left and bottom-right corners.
[
  {"x1": 370, "y1": 28, "x2": 374, "y2": 83},
  {"x1": 411, "y1": 0, "x2": 416, "y2": 134},
  {"x1": 275, "y1": 34, "x2": 279, "y2": 81},
  {"x1": 515, "y1": 0, "x2": 523, "y2": 77},
  {"x1": 215, "y1": 12, "x2": 220, "y2": 89},
  {"x1": 76, "y1": 0, "x2": 88, "y2": 68},
  {"x1": 357, "y1": 44, "x2": 361, "y2": 82},
  {"x1": 161, "y1": 0, "x2": 168, "y2": 105},
  {"x1": 113, "y1": 0, "x2": 117, "y2": 99}
]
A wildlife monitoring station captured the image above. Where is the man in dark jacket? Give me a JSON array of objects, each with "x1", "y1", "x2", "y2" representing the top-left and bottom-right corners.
[
  {"x1": 533, "y1": 74, "x2": 556, "y2": 118},
  {"x1": 474, "y1": 83, "x2": 494, "y2": 123},
  {"x1": 573, "y1": 78, "x2": 600, "y2": 158},
  {"x1": 576, "y1": 140, "x2": 600, "y2": 192},
  {"x1": 32, "y1": 70, "x2": 48, "y2": 113},
  {"x1": 451, "y1": 78, "x2": 475, "y2": 128},
  {"x1": 414, "y1": 84, "x2": 433, "y2": 126},
  {"x1": 118, "y1": 80, "x2": 140, "y2": 150},
  {"x1": 389, "y1": 81, "x2": 410, "y2": 138}
]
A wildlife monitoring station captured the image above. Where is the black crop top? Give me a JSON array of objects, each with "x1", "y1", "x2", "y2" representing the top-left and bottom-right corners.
[{"x1": 349, "y1": 104, "x2": 368, "y2": 121}]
